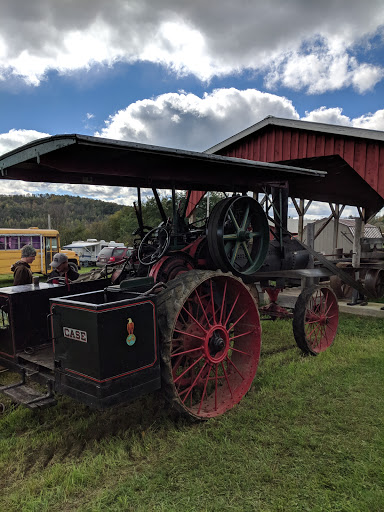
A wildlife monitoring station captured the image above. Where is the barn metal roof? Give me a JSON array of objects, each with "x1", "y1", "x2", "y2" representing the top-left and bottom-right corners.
[
  {"x1": 206, "y1": 116, "x2": 384, "y2": 154},
  {"x1": 339, "y1": 218, "x2": 382, "y2": 239},
  {"x1": 0, "y1": 133, "x2": 325, "y2": 193},
  {"x1": 205, "y1": 116, "x2": 384, "y2": 219},
  {"x1": 307, "y1": 218, "x2": 382, "y2": 239}
]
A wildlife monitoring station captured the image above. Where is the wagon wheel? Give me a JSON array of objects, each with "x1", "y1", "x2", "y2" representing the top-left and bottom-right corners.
[
  {"x1": 293, "y1": 285, "x2": 339, "y2": 355},
  {"x1": 207, "y1": 196, "x2": 269, "y2": 282},
  {"x1": 157, "y1": 270, "x2": 261, "y2": 420},
  {"x1": 364, "y1": 268, "x2": 384, "y2": 299},
  {"x1": 138, "y1": 227, "x2": 170, "y2": 266}
]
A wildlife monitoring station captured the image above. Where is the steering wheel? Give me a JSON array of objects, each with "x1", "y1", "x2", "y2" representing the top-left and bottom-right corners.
[{"x1": 138, "y1": 227, "x2": 170, "y2": 266}]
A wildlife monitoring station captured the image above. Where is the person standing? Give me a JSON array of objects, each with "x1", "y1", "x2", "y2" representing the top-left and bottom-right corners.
[
  {"x1": 11, "y1": 245, "x2": 37, "y2": 285},
  {"x1": 49, "y1": 253, "x2": 79, "y2": 283}
]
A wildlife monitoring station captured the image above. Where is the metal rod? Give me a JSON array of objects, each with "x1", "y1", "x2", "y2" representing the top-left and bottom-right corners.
[
  {"x1": 181, "y1": 190, "x2": 192, "y2": 219},
  {"x1": 152, "y1": 188, "x2": 168, "y2": 224}
]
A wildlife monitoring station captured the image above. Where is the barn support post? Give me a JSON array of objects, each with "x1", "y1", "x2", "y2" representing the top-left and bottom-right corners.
[
  {"x1": 291, "y1": 197, "x2": 312, "y2": 240},
  {"x1": 330, "y1": 203, "x2": 340, "y2": 255},
  {"x1": 352, "y1": 216, "x2": 364, "y2": 268},
  {"x1": 302, "y1": 221, "x2": 315, "y2": 289},
  {"x1": 298, "y1": 198, "x2": 305, "y2": 240}
]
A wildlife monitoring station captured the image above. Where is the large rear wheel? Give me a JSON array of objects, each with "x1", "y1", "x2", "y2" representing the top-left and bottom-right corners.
[{"x1": 157, "y1": 270, "x2": 261, "y2": 420}]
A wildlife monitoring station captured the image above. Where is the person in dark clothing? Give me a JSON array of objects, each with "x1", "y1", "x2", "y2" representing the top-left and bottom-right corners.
[
  {"x1": 49, "y1": 253, "x2": 79, "y2": 283},
  {"x1": 11, "y1": 245, "x2": 37, "y2": 285}
]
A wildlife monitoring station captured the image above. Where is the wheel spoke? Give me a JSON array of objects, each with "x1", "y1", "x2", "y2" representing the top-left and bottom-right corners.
[
  {"x1": 197, "y1": 365, "x2": 212, "y2": 414},
  {"x1": 242, "y1": 242, "x2": 253, "y2": 265},
  {"x1": 174, "y1": 354, "x2": 204, "y2": 384},
  {"x1": 230, "y1": 241, "x2": 241, "y2": 265},
  {"x1": 194, "y1": 289, "x2": 212, "y2": 329},
  {"x1": 172, "y1": 354, "x2": 185, "y2": 376},
  {"x1": 230, "y1": 308, "x2": 249, "y2": 330},
  {"x1": 226, "y1": 356, "x2": 245, "y2": 380},
  {"x1": 181, "y1": 306, "x2": 207, "y2": 333},
  {"x1": 181, "y1": 362, "x2": 207, "y2": 404},
  {"x1": 219, "y1": 280, "x2": 227, "y2": 324},
  {"x1": 229, "y1": 328, "x2": 255, "y2": 341},
  {"x1": 224, "y1": 291, "x2": 241, "y2": 327},
  {"x1": 223, "y1": 233, "x2": 238, "y2": 240},
  {"x1": 228, "y1": 208, "x2": 240, "y2": 231},
  {"x1": 174, "y1": 329, "x2": 205, "y2": 342},
  {"x1": 221, "y1": 361, "x2": 233, "y2": 398},
  {"x1": 171, "y1": 346, "x2": 203, "y2": 357},
  {"x1": 324, "y1": 301, "x2": 334, "y2": 316},
  {"x1": 210, "y1": 279, "x2": 216, "y2": 325},
  {"x1": 230, "y1": 346, "x2": 251, "y2": 357},
  {"x1": 240, "y1": 205, "x2": 250, "y2": 231}
]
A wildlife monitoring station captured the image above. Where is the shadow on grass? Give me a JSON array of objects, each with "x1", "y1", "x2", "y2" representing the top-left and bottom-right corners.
[{"x1": 0, "y1": 386, "x2": 192, "y2": 479}]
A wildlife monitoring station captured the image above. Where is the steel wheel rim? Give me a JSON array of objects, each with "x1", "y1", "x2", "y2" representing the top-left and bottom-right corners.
[
  {"x1": 169, "y1": 275, "x2": 261, "y2": 418},
  {"x1": 304, "y1": 288, "x2": 338, "y2": 353}
]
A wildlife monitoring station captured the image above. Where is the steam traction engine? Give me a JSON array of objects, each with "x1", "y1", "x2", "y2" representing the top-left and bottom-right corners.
[{"x1": 0, "y1": 134, "x2": 346, "y2": 421}]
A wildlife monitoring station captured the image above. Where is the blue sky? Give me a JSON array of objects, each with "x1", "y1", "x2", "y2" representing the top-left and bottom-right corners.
[{"x1": 1, "y1": 0, "x2": 384, "y2": 217}]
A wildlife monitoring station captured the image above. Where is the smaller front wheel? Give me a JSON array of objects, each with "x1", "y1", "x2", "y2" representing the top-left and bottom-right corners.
[{"x1": 293, "y1": 285, "x2": 339, "y2": 355}]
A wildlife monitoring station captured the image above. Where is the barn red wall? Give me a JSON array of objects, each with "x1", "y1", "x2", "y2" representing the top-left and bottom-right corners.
[{"x1": 221, "y1": 127, "x2": 384, "y2": 200}]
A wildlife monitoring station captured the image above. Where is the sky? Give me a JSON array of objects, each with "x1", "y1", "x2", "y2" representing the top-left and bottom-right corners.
[{"x1": 1, "y1": 0, "x2": 384, "y2": 218}]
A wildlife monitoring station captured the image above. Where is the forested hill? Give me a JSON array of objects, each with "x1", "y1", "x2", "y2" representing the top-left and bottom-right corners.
[
  {"x1": 0, "y1": 194, "x2": 125, "y2": 245},
  {"x1": 0, "y1": 192, "x2": 224, "y2": 246}
]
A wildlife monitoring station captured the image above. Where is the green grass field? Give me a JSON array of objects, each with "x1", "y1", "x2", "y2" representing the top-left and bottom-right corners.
[{"x1": 0, "y1": 313, "x2": 383, "y2": 512}]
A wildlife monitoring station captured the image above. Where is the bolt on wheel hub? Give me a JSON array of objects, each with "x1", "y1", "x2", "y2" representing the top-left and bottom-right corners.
[{"x1": 204, "y1": 326, "x2": 229, "y2": 363}]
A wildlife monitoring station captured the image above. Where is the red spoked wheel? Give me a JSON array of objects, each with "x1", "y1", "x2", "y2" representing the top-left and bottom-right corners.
[
  {"x1": 157, "y1": 270, "x2": 261, "y2": 420},
  {"x1": 293, "y1": 285, "x2": 339, "y2": 355}
]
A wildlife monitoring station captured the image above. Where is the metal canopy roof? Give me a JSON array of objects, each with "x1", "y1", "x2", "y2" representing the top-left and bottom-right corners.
[{"x1": 0, "y1": 134, "x2": 325, "y2": 193}]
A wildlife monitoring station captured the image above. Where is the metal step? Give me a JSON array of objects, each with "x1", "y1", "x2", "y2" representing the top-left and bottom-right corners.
[{"x1": 0, "y1": 381, "x2": 56, "y2": 409}]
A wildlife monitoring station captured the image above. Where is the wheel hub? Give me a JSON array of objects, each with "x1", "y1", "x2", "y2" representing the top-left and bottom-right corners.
[
  {"x1": 238, "y1": 230, "x2": 251, "y2": 242},
  {"x1": 307, "y1": 312, "x2": 327, "y2": 325},
  {"x1": 209, "y1": 331, "x2": 225, "y2": 356},
  {"x1": 204, "y1": 326, "x2": 229, "y2": 363}
]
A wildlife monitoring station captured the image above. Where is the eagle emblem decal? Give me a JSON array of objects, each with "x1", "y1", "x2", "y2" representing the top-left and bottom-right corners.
[{"x1": 126, "y1": 317, "x2": 136, "y2": 346}]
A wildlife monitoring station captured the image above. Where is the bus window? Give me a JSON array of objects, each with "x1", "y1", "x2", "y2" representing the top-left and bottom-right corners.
[
  {"x1": 0, "y1": 237, "x2": 4, "y2": 250},
  {"x1": 19, "y1": 236, "x2": 32, "y2": 247},
  {"x1": 8, "y1": 236, "x2": 19, "y2": 250},
  {"x1": 45, "y1": 237, "x2": 58, "y2": 271},
  {"x1": 31, "y1": 236, "x2": 41, "y2": 249}
]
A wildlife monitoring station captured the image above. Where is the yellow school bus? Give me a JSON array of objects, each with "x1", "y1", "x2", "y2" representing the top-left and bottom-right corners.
[{"x1": 0, "y1": 228, "x2": 79, "y2": 275}]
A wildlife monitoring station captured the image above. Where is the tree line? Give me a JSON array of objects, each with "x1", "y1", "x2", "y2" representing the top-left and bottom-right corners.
[{"x1": 0, "y1": 192, "x2": 225, "y2": 246}]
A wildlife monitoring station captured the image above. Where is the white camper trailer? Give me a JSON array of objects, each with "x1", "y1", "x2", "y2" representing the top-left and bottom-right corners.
[{"x1": 62, "y1": 239, "x2": 125, "y2": 266}]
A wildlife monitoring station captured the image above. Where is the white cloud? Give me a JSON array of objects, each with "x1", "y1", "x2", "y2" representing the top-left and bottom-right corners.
[
  {"x1": 0, "y1": 0, "x2": 383, "y2": 93},
  {"x1": 266, "y1": 45, "x2": 384, "y2": 94},
  {"x1": 0, "y1": 129, "x2": 50, "y2": 155},
  {"x1": 302, "y1": 106, "x2": 384, "y2": 132},
  {"x1": 96, "y1": 88, "x2": 299, "y2": 150},
  {"x1": 351, "y1": 109, "x2": 384, "y2": 131},
  {"x1": 2, "y1": 88, "x2": 384, "y2": 208},
  {"x1": 301, "y1": 107, "x2": 352, "y2": 126},
  {"x1": 0, "y1": 178, "x2": 142, "y2": 207}
]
